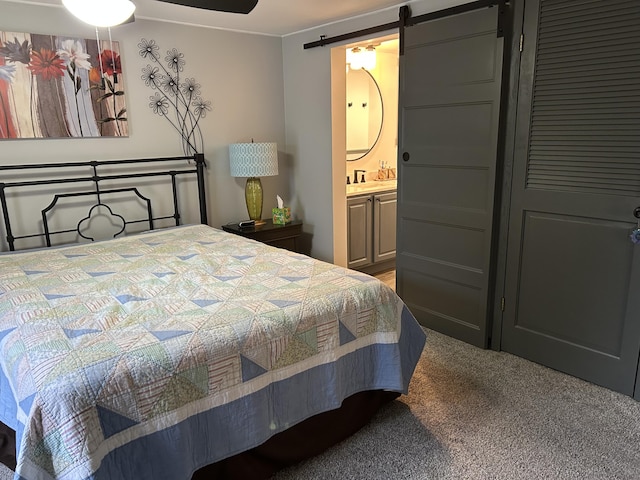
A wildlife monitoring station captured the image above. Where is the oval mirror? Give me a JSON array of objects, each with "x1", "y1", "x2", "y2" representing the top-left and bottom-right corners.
[{"x1": 346, "y1": 68, "x2": 383, "y2": 161}]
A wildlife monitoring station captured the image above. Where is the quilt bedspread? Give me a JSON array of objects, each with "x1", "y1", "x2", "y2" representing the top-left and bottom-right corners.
[{"x1": 0, "y1": 224, "x2": 426, "y2": 480}]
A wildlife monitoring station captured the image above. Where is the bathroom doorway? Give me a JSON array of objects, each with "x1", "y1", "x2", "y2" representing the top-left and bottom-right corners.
[{"x1": 330, "y1": 34, "x2": 399, "y2": 277}]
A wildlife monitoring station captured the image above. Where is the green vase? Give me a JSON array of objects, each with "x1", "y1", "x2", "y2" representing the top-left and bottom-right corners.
[{"x1": 245, "y1": 177, "x2": 264, "y2": 224}]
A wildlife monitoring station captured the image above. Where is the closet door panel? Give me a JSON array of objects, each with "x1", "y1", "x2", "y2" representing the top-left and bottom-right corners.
[{"x1": 501, "y1": 0, "x2": 640, "y2": 397}]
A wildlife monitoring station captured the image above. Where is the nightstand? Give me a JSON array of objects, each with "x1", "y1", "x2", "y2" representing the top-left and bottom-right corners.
[{"x1": 221, "y1": 219, "x2": 303, "y2": 253}]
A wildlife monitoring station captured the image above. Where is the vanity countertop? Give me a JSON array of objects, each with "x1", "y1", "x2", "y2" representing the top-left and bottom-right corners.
[{"x1": 346, "y1": 180, "x2": 397, "y2": 197}]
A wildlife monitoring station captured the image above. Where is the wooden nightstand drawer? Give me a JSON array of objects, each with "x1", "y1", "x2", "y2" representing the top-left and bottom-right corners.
[{"x1": 221, "y1": 219, "x2": 303, "y2": 253}]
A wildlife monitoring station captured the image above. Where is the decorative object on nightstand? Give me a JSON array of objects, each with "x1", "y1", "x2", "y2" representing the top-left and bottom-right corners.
[
  {"x1": 229, "y1": 142, "x2": 279, "y2": 226},
  {"x1": 272, "y1": 195, "x2": 291, "y2": 225}
]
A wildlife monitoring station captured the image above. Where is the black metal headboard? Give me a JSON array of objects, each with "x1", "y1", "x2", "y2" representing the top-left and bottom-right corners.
[{"x1": 0, "y1": 154, "x2": 207, "y2": 251}]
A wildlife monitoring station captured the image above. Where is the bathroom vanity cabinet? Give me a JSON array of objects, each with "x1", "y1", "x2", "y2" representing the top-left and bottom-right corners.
[{"x1": 347, "y1": 190, "x2": 396, "y2": 271}]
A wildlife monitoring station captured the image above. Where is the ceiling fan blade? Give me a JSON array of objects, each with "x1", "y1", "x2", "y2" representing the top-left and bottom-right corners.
[{"x1": 155, "y1": 0, "x2": 258, "y2": 14}]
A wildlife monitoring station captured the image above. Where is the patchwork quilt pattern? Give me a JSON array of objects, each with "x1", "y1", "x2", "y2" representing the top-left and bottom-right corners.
[{"x1": 0, "y1": 225, "x2": 419, "y2": 480}]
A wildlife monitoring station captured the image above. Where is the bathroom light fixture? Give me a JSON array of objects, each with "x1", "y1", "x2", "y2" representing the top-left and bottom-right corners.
[
  {"x1": 361, "y1": 45, "x2": 376, "y2": 70},
  {"x1": 347, "y1": 47, "x2": 364, "y2": 70},
  {"x1": 229, "y1": 142, "x2": 279, "y2": 225},
  {"x1": 62, "y1": 0, "x2": 136, "y2": 27},
  {"x1": 347, "y1": 45, "x2": 376, "y2": 71}
]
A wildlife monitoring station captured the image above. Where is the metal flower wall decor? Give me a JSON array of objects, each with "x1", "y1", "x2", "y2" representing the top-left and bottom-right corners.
[{"x1": 139, "y1": 38, "x2": 211, "y2": 156}]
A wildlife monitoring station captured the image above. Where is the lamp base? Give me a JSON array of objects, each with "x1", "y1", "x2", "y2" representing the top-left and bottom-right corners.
[{"x1": 245, "y1": 177, "x2": 264, "y2": 224}]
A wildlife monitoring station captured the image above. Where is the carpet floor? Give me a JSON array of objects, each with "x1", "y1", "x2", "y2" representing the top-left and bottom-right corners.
[
  {"x1": 273, "y1": 328, "x2": 640, "y2": 479},
  {"x1": 3, "y1": 328, "x2": 639, "y2": 479}
]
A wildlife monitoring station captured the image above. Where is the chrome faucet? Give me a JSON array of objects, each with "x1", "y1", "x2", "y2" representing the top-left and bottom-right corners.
[{"x1": 353, "y1": 169, "x2": 366, "y2": 184}]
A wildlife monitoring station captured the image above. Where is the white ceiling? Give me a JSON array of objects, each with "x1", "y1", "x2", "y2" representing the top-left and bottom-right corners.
[{"x1": 6, "y1": 0, "x2": 416, "y2": 36}]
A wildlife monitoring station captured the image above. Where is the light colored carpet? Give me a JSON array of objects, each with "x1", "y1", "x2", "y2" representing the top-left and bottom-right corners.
[
  {"x1": 3, "y1": 329, "x2": 639, "y2": 479},
  {"x1": 273, "y1": 329, "x2": 640, "y2": 480}
]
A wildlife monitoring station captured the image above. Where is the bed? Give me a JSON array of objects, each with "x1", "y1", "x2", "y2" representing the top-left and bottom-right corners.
[{"x1": 0, "y1": 156, "x2": 426, "y2": 480}]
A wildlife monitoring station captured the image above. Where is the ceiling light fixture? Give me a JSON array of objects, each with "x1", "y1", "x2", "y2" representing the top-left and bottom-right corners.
[{"x1": 62, "y1": 0, "x2": 136, "y2": 27}]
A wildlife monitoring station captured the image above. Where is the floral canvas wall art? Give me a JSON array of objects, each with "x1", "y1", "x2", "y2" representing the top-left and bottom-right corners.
[{"x1": 0, "y1": 31, "x2": 128, "y2": 139}]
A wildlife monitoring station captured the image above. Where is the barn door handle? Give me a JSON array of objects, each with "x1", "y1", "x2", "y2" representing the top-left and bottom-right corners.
[{"x1": 402, "y1": 152, "x2": 410, "y2": 162}]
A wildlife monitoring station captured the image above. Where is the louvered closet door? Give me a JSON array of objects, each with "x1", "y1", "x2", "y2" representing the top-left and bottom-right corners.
[{"x1": 501, "y1": 0, "x2": 640, "y2": 396}]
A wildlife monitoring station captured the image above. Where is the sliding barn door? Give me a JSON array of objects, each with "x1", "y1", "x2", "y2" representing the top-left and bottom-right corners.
[
  {"x1": 396, "y1": 6, "x2": 504, "y2": 347},
  {"x1": 501, "y1": 0, "x2": 640, "y2": 397}
]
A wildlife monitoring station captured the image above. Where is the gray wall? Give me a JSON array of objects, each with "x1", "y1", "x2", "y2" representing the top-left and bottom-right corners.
[
  {"x1": 0, "y1": 1, "x2": 289, "y2": 236},
  {"x1": 0, "y1": 0, "x2": 473, "y2": 258}
]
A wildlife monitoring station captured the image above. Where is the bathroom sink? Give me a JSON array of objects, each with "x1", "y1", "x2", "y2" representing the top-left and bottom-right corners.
[{"x1": 346, "y1": 179, "x2": 397, "y2": 196}]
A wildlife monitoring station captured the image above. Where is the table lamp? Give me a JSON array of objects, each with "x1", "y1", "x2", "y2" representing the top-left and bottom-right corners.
[{"x1": 229, "y1": 142, "x2": 278, "y2": 226}]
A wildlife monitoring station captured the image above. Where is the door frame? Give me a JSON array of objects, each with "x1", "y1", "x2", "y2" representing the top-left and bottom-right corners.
[{"x1": 490, "y1": 0, "x2": 525, "y2": 350}]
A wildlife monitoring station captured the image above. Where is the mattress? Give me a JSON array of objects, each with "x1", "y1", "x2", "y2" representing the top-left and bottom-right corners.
[{"x1": 0, "y1": 224, "x2": 426, "y2": 480}]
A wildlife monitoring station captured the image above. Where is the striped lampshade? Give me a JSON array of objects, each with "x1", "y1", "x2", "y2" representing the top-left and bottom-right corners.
[{"x1": 229, "y1": 142, "x2": 279, "y2": 178}]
